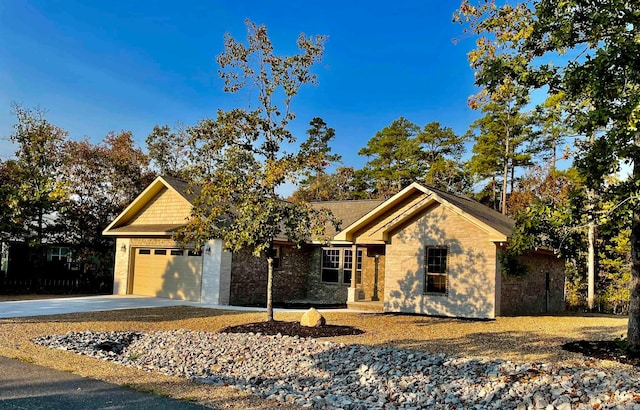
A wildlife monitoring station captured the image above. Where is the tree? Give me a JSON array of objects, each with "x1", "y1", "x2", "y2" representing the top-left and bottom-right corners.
[
  {"x1": 61, "y1": 133, "x2": 153, "y2": 286},
  {"x1": 419, "y1": 122, "x2": 471, "y2": 194},
  {"x1": 465, "y1": 100, "x2": 535, "y2": 214},
  {"x1": 358, "y1": 117, "x2": 423, "y2": 198},
  {"x1": 291, "y1": 166, "x2": 366, "y2": 202},
  {"x1": 294, "y1": 118, "x2": 342, "y2": 200},
  {"x1": 0, "y1": 159, "x2": 21, "y2": 240},
  {"x1": 176, "y1": 20, "x2": 331, "y2": 322},
  {"x1": 532, "y1": 92, "x2": 572, "y2": 168},
  {"x1": 455, "y1": 0, "x2": 538, "y2": 215},
  {"x1": 525, "y1": 0, "x2": 640, "y2": 350},
  {"x1": 7, "y1": 105, "x2": 68, "y2": 252},
  {"x1": 146, "y1": 124, "x2": 191, "y2": 178}
]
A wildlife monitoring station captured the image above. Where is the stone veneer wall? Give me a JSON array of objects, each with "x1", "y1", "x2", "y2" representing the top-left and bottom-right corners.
[
  {"x1": 304, "y1": 247, "x2": 349, "y2": 304},
  {"x1": 113, "y1": 238, "x2": 131, "y2": 295},
  {"x1": 500, "y1": 250, "x2": 565, "y2": 315},
  {"x1": 229, "y1": 245, "x2": 311, "y2": 306},
  {"x1": 383, "y1": 204, "x2": 499, "y2": 319}
]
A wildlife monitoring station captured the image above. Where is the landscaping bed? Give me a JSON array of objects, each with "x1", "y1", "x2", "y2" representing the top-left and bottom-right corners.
[{"x1": 0, "y1": 306, "x2": 633, "y2": 409}]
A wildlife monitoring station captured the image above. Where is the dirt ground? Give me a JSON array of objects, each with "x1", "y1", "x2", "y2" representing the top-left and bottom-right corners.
[{"x1": 0, "y1": 306, "x2": 631, "y2": 409}]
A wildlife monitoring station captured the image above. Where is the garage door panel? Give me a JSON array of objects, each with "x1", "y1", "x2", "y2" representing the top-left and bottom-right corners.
[{"x1": 132, "y1": 249, "x2": 202, "y2": 301}]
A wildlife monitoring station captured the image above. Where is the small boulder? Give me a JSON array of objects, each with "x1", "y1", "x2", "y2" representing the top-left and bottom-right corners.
[{"x1": 300, "y1": 307, "x2": 326, "y2": 327}]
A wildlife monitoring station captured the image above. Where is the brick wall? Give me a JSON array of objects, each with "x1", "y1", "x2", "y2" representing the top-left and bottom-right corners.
[
  {"x1": 229, "y1": 245, "x2": 311, "y2": 306},
  {"x1": 500, "y1": 250, "x2": 565, "y2": 315}
]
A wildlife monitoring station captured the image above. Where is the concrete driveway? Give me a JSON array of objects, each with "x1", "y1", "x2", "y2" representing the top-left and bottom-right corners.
[
  {"x1": 0, "y1": 295, "x2": 363, "y2": 319},
  {"x1": 0, "y1": 295, "x2": 206, "y2": 319}
]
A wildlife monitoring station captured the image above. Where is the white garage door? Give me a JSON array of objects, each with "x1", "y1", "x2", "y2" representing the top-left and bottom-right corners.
[{"x1": 132, "y1": 248, "x2": 202, "y2": 301}]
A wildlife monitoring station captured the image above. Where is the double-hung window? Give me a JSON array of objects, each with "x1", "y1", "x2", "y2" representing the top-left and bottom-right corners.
[
  {"x1": 425, "y1": 246, "x2": 448, "y2": 294},
  {"x1": 321, "y1": 248, "x2": 363, "y2": 285}
]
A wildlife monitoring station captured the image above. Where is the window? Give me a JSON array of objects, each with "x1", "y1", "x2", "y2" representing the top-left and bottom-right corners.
[
  {"x1": 321, "y1": 249, "x2": 340, "y2": 283},
  {"x1": 271, "y1": 245, "x2": 281, "y2": 270},
  {"x1": 187, "y1": 249, "x2": 202, "y2": 256},
  {"x1": 154, "y1": 249, "x2": 167, "y2": 255},
  {"x1": 170, "y1": 249, "x2": 183, "y2": 256},
  {"x1": 321, "y1": 248, "x2": 363, "y2": 285},
  {"x1": 425, "y1": 246, "x2": 448, "y2": 294},
  {"x1": 47, "y1": 247, "x2": 69, "y2": 263},
  {"x1": 138, "y1": 249, "x2": 151, "y2": 255}
]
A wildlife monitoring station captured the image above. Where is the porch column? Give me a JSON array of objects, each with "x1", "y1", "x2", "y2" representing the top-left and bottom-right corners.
[{"x1": 347, "y1": 243, "x2": 359, "y2": 302}]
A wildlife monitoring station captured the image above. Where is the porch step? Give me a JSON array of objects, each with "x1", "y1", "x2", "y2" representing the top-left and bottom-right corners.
[{"x1": 347, "y1": 300, "x2": 384, "y2": 312}]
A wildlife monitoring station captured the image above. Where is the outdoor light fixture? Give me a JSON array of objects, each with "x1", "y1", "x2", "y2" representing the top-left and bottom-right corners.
[
  {"x1": 120, "y1": 244, "x2": 127, "y2": 252},
  {"x1": 205, "y1": 246, "x2": 211, "y2": 255}
]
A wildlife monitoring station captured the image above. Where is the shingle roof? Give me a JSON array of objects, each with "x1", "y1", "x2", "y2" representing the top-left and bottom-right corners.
[
  {"x1": 426, "y1": 186, "x2": 515, "y2": 237},
  {"x1": 310, "y1": 199, "x2": 384, "y2": 239},
  {"x1": 161, "y1": 175, "x2": 198, "y2": 203}
]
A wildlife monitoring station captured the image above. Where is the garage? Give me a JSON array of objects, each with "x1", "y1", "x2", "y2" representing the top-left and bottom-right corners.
[{"x1": 131, "y1": 248, "x2": 202, "y2": 301}]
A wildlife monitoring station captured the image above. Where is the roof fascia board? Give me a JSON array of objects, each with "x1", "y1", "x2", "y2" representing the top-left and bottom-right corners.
[
  {"x1": 102, "y1": 176, "x2": 192, "y2": 235},
  {"x1": 430, "y1": 197, "x2": 509, "y2": 242},
  {"x1": 334, "y1": 182, "x2": 429, "y2": 241}
]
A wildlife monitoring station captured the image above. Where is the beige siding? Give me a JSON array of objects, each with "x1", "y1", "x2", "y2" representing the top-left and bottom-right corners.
[
  {"x1": 383, "y1": 203, "x2": 499, "y2": 319},
  {"x1": 354, "y1": 194, "x2": 432, "y2": 244},
  {"x1": 128, "y1": 187, "x2": 191, "y2": 226}
]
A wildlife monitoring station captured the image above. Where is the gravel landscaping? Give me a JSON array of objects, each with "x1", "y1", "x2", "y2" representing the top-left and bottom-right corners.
[
  {"x1": 34, "y1": 328, "x2": 640, "y2": 409},
  {"x1": 0, "y1": 306, "x2": 636, "y2": 409}
]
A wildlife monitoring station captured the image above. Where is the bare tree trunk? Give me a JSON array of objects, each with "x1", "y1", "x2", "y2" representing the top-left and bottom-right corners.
[
  {"x1": 502, "y1": 133, "x2": 510, "y2": 215},
  {"x1": 587, "y1": 131, "x2": 597, "y2": 311},
  {"x1": 491, "y1": 176, "x2": 497, "y2": 211},
  {"x1": 587, "y1": 219, "x2": 596, "y2": 310},
  {"x1": 266, "y1": 257, "x2": 274, "y2": 322},
  {"x1": 628, "y1": 158, "x2": 640, "y2": 350}
]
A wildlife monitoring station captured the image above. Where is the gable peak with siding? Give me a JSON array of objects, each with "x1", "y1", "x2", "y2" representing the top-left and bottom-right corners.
[{"x1": 333, "y1": 182, "x2": 515, "y2": 243}]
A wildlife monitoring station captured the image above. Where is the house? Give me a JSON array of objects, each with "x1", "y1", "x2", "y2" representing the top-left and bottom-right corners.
[{"x1": 103, "y1": 176, "x2": 565, "y2": 319}]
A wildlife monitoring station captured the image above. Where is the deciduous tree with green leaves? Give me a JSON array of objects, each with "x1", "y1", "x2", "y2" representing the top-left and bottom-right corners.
[
  {"x1": 7, "y1": 105, "x2": 68, "y2": 252},
  {"x1": 146, "y1": 124, "x2": 191, "y2": 179},
  {"x1": 61, "y1": 132, "x2": 153, "y2": 286},
  {"x1": 176, "y1": 20, "x2": 331, "y2": 322},
  {"x1": 525, "y1": 0, "x2": 640, "y2": 350}
]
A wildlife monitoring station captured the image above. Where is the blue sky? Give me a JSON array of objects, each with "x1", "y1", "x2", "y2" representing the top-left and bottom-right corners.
[{"x1": 0, "y1": 1, "x2": 481, "y2": 174}]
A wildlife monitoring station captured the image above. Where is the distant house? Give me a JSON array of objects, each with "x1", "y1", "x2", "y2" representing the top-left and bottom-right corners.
[{"x1": 103, "y1": 176, "x2": 565, "y2": 319}]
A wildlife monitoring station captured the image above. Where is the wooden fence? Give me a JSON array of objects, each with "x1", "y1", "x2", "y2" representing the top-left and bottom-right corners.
[{"x1": 0, "y1": 278, "x2": 83, "y2": 292}]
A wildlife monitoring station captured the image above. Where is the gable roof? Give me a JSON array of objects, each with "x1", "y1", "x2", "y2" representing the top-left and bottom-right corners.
[
  {"x1": 310, "y1": 199, "x2": 384, "y2": 240},
  {"x1": 103, "y1": 175, "x2": 193, "y2": 236},
  {"x1": 333, "y1": 182, "x2": 514, "y2": 243}
]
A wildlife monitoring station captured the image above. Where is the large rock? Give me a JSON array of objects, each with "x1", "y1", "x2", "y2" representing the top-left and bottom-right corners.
[{"x1": 300, "y1": 307, "x2": 326, "y2": 327}]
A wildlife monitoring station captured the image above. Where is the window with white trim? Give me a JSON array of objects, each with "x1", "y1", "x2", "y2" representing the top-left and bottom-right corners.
[
  {"x1": 47, "y1": 247, "x2": 69, "y2": 263},
  {"x1": 424, "y1": 246, "x2": 448, "y2": 294},
  {"x1": 321, "y1": 248, "x2": 363, "y2": 285}
]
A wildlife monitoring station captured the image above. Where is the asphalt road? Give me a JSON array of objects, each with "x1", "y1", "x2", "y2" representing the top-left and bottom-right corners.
[{"x1": 0, "y1": 356, "x2": 212, "y2": 409}]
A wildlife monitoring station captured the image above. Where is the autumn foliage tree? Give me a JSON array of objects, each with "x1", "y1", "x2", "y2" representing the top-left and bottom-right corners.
[
  {"x1": 61, "y1": 132, "x2": 153, "y2": 285},
  {"x1": 525, "y1": 0, "x2": 640, "y2": 350},
  {"x1": 7, "y1": 105, "x2": 68, "y2": 253},
  {"x1": 176, "y1": 20, "x2": 332, "y2": 321}
]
